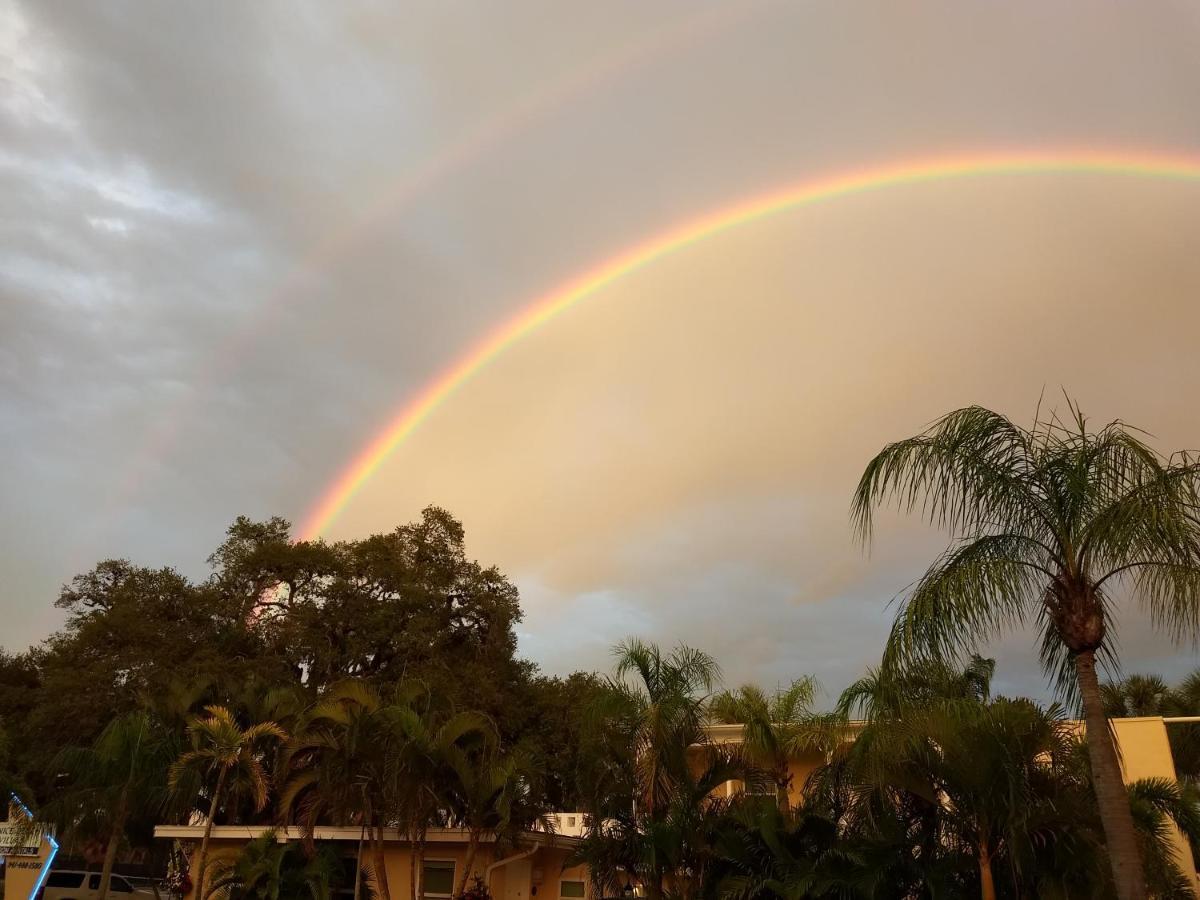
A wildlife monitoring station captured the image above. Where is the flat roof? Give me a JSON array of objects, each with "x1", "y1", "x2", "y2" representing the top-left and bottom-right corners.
[{"x1": 152, "y1": 825, "x2": 578, "y2": 847}]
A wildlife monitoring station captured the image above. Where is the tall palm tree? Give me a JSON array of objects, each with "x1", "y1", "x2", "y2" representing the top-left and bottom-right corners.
[
  {"x1": 279, "y1": 681, "x2": 403, "y2": 900},
  {"x1": 607, "y1": 639, "x2": 722, "y2": 820},
  {"x1": 170, "y1": 706, "x2": 287, "y2": 900},
  {"x1": 852, "y1": 402, "x2": 1200, "y2": 900},
  {"x1": 709, "y1": 679, "x2": 821, "y2": 812},
  {"x1": 391, "y1": 703, "x2": 494, "y2": 900},
  {"x1": 42, "y1": 710, "x2": 180, "y2": 900},
  {"x1": 442, "y1": 742, "x2": 546, "y2": 896},
  {"x1": 579, "y1": 640, "x2": 730, "y2": 900}
]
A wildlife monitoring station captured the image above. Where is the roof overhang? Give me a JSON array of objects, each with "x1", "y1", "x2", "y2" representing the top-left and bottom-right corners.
[{"x1": 152, "y1": 825, "x2": 577, "y2": 848}]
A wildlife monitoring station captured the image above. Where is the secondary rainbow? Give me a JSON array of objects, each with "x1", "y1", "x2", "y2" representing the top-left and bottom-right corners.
[{"x1": 299, "y1": 148, "x2": 1200, "y2": 539}]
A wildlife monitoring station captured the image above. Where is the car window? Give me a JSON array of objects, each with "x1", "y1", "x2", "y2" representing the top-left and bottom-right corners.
[
  {"x1": 47, "y1": 873, "x2": 84, "y2": 889},
  {"x1": 110, "y1": 877, "x2": 133, "y2": 893},
  {"x1": 89, "y1": 875, "x2": 102, "y2": 890}
]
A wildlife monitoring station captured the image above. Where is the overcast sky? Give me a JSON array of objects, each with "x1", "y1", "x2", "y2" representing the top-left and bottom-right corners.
[{"x1": 4, "y1": 1, "x2": 1200, "y2": 700}]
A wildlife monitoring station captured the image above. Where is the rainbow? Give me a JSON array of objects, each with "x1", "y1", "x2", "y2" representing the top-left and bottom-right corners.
[
  {"x1": 298, "y1": 148, "x2": 1200, "y2": 539},
  {"x1": 93, "y1": 2, "x2": 746, "y2": 564}
]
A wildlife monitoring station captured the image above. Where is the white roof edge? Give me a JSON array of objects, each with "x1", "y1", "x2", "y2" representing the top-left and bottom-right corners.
[{"x1": 152, "y1": 825, "x2": 578, "y2": 846}]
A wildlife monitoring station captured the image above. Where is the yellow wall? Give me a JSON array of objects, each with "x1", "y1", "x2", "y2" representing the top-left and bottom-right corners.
[
  {"x1": 178, "y1": 838, "x2": 579, "y2": 900},
  {"x1": 1112, "y1": 717, "x2": 1198, "y2": 894}
]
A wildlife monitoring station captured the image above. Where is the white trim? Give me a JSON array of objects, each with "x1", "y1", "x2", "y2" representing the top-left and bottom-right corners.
[{"x1": 152, "y1": 826, "x2": 575, "y2": 847}]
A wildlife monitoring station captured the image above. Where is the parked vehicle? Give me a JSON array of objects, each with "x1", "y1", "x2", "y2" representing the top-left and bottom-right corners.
[{"x1": 37, "y1": 871, "x2": 156, "y2": 900}]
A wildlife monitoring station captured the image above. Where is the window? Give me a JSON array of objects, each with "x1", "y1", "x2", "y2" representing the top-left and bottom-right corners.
[
  {"x1": 560, "y1": 881, "x2": 586, "y2": 899},
  {"x1": 88, "y1": 875, "x2": 131, "y2": 892},
  {"x1": 47, "y1": 874, "x2": 84, "y2": 889},
  {"x1": 422, "y1": 860, "x2": 456, "y2": 899}
]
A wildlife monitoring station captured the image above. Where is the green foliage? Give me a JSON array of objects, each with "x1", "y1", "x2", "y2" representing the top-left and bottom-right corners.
[
  {"x1": 203, "y1": 830, "x2": 344, "y2": 900},
  {"x1": 853, "y1": 398, "x2": 1200, "y2": 899}
]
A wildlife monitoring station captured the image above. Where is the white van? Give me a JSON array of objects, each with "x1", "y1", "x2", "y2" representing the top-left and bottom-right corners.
[{"x1": 38, "y1": 871, "x2": 156, "y2": 900}]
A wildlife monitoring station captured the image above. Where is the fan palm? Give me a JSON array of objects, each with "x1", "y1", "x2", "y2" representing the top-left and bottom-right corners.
[
  {"x1": 853, "y1": 401, "x2": 1200, "y2": 900},
  {"x1": 709, "y1": 679, "x2": 821, "y2": 812},
  {"x1": 170, "y1": 706, "x2": 287, "y2": 900},
  {"x1": 1102, "y1": 675, "x2": 1175, "y2": 718}
]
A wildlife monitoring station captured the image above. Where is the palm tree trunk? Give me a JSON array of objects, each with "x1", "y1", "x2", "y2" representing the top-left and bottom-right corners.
[
  {"x1": 354, "y1": 822, "x2": 366, "y2": 900},
  {"x1": 775, "y1": 759, "x2": 790, "y2": 814},
  {"x1": 371, "y1": 822, "x2": 391, "y2": 900},
  {"x1": 97, "y1": 796, "x2": 129, "y2": 900},
  {"x1": 977, "y1": 841, "x2": 995, "y2": 900},
  {"x1": 456, "y1": 831, "x2": 480, "y2": 896},
  {"x1": 194, "y1": 766, "x2": 228, "y2": 900},
  {"x1": 411, "y1": 828, "x2": 426, "y2": 900},
  {"x1": 1076, "y1": 650, "x2": 1146, "y2": 900}
]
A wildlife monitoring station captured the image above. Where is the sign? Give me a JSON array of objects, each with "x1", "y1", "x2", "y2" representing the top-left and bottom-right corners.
[{"x1": 0, "y1": 821, "x2": 44, "y2": 857}]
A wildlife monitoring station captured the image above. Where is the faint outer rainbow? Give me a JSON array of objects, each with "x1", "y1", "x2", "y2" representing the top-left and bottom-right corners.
[{"x1": 298, "y1": 148, "x2": 1200, "y2": 539}]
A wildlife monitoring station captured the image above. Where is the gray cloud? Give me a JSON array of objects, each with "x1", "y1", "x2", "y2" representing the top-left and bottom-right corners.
[{"x1": 3, "y1": 0, "x2": 1200, "y2": 699}]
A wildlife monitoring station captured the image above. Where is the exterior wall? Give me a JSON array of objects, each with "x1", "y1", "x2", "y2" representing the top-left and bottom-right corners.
[
  {"x1": 1112, "y1": 717, "x2": 1198, "y2": 894},
  {"x1": 169, "y1": 833, "x2": 578, "y2": 900}
]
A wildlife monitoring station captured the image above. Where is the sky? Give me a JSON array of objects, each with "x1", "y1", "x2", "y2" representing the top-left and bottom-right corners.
[{"x1": 4, "y1": 1, "x2": 1200, "y2": 701}]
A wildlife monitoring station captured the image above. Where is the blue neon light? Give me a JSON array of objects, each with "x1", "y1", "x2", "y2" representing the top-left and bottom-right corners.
[{"x1": 10, "y1": 793, "x2": 59, "y2": 900}]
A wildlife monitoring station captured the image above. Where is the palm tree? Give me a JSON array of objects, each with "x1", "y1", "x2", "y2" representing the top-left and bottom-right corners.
[
  {"x1": 608, "y1": 639, "x2": 722, "y2": 820},
  {"x1": 391, "y1": 703, "x2": 495, "y2": 900},
  {"x1": 201, "y1": 829, "x2": 343, "y2": 900},
  {"x1": 442, "y1": 742, "x2": 545, "y2": 896},
  {"x1": 279, "y1": 681, "x2": 403, "y2": 900},
  {"x1": 1103, "y1": 674, "x2": 1175, "y2": 718},
  {"x1": 170, "y1": 706, "x2": 287, "y2": 900},
  {"x1": 852, "y1": 402, "x2": 1200, "y2": 900},
  {"x1": 578, "y1": 640, "x2": 732, "y2": 900},
  {"x1": 709, "y1": 679, "x2": 821, "y2": 812},
  {"x1": 42, "y1": 710, "x2": 180, "y2": 900}
]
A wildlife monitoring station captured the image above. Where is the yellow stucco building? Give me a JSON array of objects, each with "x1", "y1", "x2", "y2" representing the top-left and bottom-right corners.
[{"x1": 151, "y1": 824, "x2": 588, "y2": 900}]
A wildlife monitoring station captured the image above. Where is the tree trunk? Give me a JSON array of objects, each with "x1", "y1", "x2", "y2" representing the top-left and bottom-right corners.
[
  {"x1": 354, "y1": 823, "x2": 366, "y2": 900},
  {"x1": 456, "y1": 831, "x2": 480, "y2": 896},
  {"x1": 1076, "y1": 650, "x2": 1146, "y2": 900},
  {"x1": 412, "y1": 828, "x2": 426, "y2": 900},
  {"x1": 371, "y1": 823, "x2": 391, "y2": 900},
  {"x1": 977, "y1": 841, "x2": 995, "y2": 900},
  {"x1": 775, "y1": 759, "x2": 790, "y2": 814},
  {"x1": 194, "y1": 766, "x2": 228, "y2": 900},
  {"x1": 97, "y1": 797, "x2": 128, "y2": 900}
]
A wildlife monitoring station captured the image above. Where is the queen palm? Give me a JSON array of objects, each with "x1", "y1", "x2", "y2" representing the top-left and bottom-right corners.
[
  {"x1": 852, "y1": 402, "x2": 1200, "y2": 900},
  {"x1": 709, "y1": 678, "x2": 820, "y2": 813},
  {"x1": 579, "y1": 640, "x2": 729, "y2": 900},
  {"x1": 170, "y1": 706, "x2": 287, "y2": 900}
]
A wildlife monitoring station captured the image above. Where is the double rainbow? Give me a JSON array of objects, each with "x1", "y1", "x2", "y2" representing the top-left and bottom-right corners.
[{"x1": 299, "y1": 148, "x2": 1200, "y2": 540}]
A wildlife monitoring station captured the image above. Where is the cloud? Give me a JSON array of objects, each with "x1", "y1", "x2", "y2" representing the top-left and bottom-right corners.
[{"x1": 3, "y1": 0, "x2": 1200, "y2": 700}]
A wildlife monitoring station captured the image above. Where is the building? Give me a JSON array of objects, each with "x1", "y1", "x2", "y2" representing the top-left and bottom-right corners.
[{"x1": 151, "y1": 825, "x2": 588, "y2": 900}]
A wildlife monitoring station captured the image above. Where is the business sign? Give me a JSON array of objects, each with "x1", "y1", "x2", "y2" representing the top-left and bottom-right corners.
[{"x1": 0, "y1": 821, "x2": 44, "y2": 857}]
